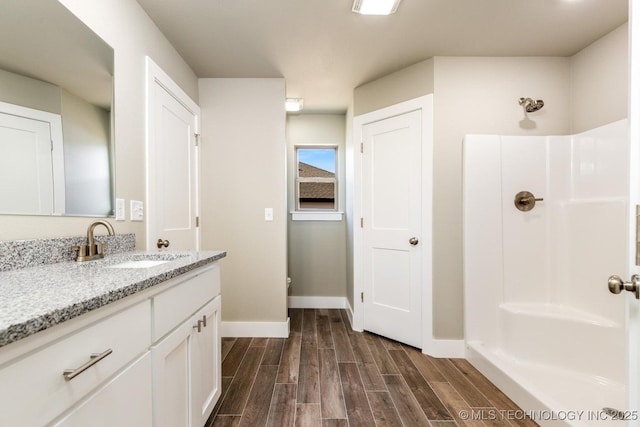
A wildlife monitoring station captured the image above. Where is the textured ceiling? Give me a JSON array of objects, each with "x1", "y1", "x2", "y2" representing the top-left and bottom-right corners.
[{"x1": 137, "y1": 0, "x2": 628, "y2": 112}]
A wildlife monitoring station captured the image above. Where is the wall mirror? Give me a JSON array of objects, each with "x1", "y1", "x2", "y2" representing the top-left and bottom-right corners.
[{"x1": 0, "y1": 0, "x2": 114, "y2": 217}]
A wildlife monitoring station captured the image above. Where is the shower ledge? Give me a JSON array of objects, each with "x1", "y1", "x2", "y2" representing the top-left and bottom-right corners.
[{"x1": 499, "y1": 302, "x2": 619, "y2": 328}]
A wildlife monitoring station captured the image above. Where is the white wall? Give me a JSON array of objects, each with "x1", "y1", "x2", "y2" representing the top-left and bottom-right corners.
[
  {"x1": 287, "y1": 114, "x2": 347, "y2": 298},
  {"x1": 571, "y1": 23, "x2": 628, "y2": 133},
  {"x1": 199, "y1": 78, "x2": 288, "y2": 324},
  {"x1": 354, "y1": 59, "x2": 434, "y2": 116},
  {"x1": 0, "y1": 69, "x2": 62, "y2": 114},
  {"x1": 0, "y1": 0, "x2": 198, "y2": 246}
]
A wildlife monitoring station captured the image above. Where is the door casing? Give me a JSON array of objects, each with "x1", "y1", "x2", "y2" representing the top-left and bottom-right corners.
[{"x1": 352, "y1": 95, "x2": 446, "y2": 355}]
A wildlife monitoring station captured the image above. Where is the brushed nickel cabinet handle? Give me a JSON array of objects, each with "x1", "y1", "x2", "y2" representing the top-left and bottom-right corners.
[
  {"x1": 193, "y1": 320, "x2": 203, "y2": 333},
  {"x1": 201, "y1": 315, "x2": 207, "y2": 328},
  {"x1": 63, "y1": 349, "x2": 113, "y2": 381}
]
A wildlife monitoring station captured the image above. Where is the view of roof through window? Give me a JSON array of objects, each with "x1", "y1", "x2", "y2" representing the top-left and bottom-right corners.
[{"x1": 296, "y1": 147, "x2": 337, "y2": 210}]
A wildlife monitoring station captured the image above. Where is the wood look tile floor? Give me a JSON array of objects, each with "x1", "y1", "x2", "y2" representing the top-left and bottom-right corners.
[{"x1": 206, "y1": 309, "x2": 537, "y2": 427}]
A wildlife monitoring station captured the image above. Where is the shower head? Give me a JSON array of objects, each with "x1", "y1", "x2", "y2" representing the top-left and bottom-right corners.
[{"x1": 519, "y1": 97, "x2": 544, "y2": 113}]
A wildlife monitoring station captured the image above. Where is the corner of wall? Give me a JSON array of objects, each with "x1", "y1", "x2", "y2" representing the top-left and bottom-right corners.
[{"x1": 569, "y1": 22, "x2": 629, "y2": 133}]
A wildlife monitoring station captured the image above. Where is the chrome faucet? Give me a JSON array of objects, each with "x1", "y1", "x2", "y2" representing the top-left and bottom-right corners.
[{"x1": 73, "y1": 220, "x2": 116, "y2": 262}]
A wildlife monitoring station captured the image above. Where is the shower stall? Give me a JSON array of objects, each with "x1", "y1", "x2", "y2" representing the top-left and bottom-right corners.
[{"x1": 463, "y1": 120, "x2": 629, "y2": 425}]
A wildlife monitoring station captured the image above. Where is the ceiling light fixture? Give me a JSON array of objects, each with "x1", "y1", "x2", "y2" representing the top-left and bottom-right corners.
[
  {"x1": 285, "y1": 98, "x2": 304, "y2": 112},
  {"x1": 352, "y1": 0, "x2": 402, "y2": 15}
]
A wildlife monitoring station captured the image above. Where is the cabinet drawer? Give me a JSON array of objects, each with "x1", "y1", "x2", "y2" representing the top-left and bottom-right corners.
[
  {"x1": 153, "y1": 265, "x2": 220, "y2": 341},
  {"x1": 53, "y1": 352, "x2": 152, "y2": 427},
  {"x1": 0, "y1": 300, "x2": 151, "y2": 427}
]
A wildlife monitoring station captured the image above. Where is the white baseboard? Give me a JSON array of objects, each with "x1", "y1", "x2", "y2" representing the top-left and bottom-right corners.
[
  {"x1": 221, "y1": 318, "x2": 289, "y2": 338},
  {"x1": 422, "y1": 339, "x2": 466, "y2": 358},
  {"x1": 288, "y1": 296, "x2": 349, "y2": 309}
]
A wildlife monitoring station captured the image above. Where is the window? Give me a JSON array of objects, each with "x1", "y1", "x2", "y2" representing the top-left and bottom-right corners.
[{"x1": 295, "y1": 147, "x2": 337, "y2": 211}]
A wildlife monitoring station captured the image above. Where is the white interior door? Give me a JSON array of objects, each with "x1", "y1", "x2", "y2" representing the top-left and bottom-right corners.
[
  {"x1": 362, "y1": 110, "x2": 423, "y2": 348},
  {"x1": 627, "y1": 1, "x2": 640, "y2": 422},
  {"x1": 0, "y1": 102, "x2": 64, "y2": 215},
  {"x1": 146, "y1": 58, "x2": 200, "y2": 251}
]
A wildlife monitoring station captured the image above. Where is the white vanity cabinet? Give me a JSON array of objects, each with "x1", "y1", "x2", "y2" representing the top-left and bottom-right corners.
[
  {"x1": 0, "y1": 259, "x2": 222, "y2": 427},
  {"x1": 151, "y1": 265, "x2": 221, "y2": 427}
]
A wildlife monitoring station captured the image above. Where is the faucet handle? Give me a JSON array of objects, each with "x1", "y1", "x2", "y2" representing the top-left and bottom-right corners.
[
  {"x1": 72, "y1": 245, "x2": 86, "y2": 255},
  {"x1": 72, "y1": 245, "x2": 89, "y2": 261},
  {"x1": 96, "y1": 242, "x2": 108, "y2": 256}
]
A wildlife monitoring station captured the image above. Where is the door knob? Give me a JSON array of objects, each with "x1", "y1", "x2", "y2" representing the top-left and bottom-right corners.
[
  {"x1": 409, "y1": 237, "x2": 419, "y2": 246},
  {"x1": 157, "y1": 239, "x2": 170, "y2": 249},
  {"x1": 608, "y1": 274, "x2": 640, "y2": 299}
]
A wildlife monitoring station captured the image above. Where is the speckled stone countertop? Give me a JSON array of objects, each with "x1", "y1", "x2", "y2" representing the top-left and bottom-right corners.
[{"x1": 0, "y1": 250, "x2": 227, "y2": 348}]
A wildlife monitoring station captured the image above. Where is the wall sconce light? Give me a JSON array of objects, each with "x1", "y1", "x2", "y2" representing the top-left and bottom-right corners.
[
  {"x1": 352, "y1": 0, "x2": 402, "y2": 15},
  {"x1": 285, "y1": 98, "x2": 304, "y2": 112}
]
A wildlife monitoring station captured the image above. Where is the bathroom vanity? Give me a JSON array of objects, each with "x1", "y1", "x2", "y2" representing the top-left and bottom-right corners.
[{"x1": 0, "y1": 248, "x2": 226, "y2": 427}]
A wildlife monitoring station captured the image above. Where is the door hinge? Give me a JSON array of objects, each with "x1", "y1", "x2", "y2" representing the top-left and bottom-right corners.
[
  {"x1": 194, "y1": 133, "x2": 201, "y2": 146},
  {"x1": 51, "y1": 140, "x2": 54, "y2": 151},
  {"x1": 636, "y1": 205, "x2": 640, "y2": 266},
  {"x1": 196, "y1": 216, "x2": 200, "y2": 227},
  {"x1": 360, "y1": 142, "x2": 363, "y2": 153},
  {"x1": 361, "y1": 292, "x2": 364, "y2": 303},
  {"x1": 360, "y1": 217, "x2": 363, "y2": 228}
]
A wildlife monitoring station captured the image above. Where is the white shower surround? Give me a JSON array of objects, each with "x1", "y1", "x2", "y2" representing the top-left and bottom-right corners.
[{"x1": 463, "y1": 120, "x2": 629, "y2": 427}]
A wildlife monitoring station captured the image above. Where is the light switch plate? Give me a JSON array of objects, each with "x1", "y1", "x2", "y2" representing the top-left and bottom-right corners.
[
  {"x1": 265, "y1": 208, "x2": 274, "y2": 221},
  {"x1": 115, "y1": 198, "x2": 125, "y2": 221},
  {"x1": 130, "y1": 200, "x2": 144, "y2": 221}
]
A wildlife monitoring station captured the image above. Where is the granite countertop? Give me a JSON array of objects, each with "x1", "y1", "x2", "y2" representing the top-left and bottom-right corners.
[{"x1": 0, "y1": 250, "x2": 227, "y2": 348}]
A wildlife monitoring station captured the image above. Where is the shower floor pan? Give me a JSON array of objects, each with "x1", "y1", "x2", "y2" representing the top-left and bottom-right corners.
[{"x1": 466, "y1": 342, "x2": 626, "y2": 427}]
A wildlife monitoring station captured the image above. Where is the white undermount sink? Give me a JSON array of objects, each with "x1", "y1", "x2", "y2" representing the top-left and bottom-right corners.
[{"x1": 105, "y1": 260, "x2": 169, "y2": 269}]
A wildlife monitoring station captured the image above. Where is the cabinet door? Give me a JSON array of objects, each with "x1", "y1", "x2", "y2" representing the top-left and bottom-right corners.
[
  {"x1": 151, "y1": 318, "x2": 193, "y2": 427},
  {"x1": 191, "y1": 296, "x2": 221, "y2": 426},
  {"x1": 54, "y1": 353, "x2": 152, "y2": 426}
]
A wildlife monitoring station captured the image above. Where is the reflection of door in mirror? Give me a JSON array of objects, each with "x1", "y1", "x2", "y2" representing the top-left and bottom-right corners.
[
  {"x1": 0, "y1": 102, "x2": 65, "y2": 215},
  {"x1": 0, "y1": 69, "x2": 113, "y2": 217},
  {"x1": 0, "y1": 0, "x2": 115, "y2": 217}
]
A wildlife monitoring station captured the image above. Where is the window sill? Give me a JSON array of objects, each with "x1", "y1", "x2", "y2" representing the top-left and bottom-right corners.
[{"x1": 290, "y1": 211, "x2": 343, "y2": 222}]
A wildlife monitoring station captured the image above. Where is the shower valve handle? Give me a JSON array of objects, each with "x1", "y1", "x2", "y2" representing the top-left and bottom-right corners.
[
  {"x1": 514, "y1": 191, "x2": 543, "y2": 212},
  {"x1": 608, "y1": 274, "x2": 640, "y2": 299}
]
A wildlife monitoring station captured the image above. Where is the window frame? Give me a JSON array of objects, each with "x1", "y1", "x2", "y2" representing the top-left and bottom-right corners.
[
  {"x1": 295, "y1": 145, "x2": 338, "y2": 211},
  {"x1": 292, "y1": 145, "x2": 342, "y2": 221}
]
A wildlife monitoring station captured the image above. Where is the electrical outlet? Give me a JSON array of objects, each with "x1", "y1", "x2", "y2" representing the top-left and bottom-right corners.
[
  {"x1": 130, "y1": 200, "x2": 144, "y2": 221},
  {"x1": 115, "y1": 198, "x2": 125, "y2": 221}
]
